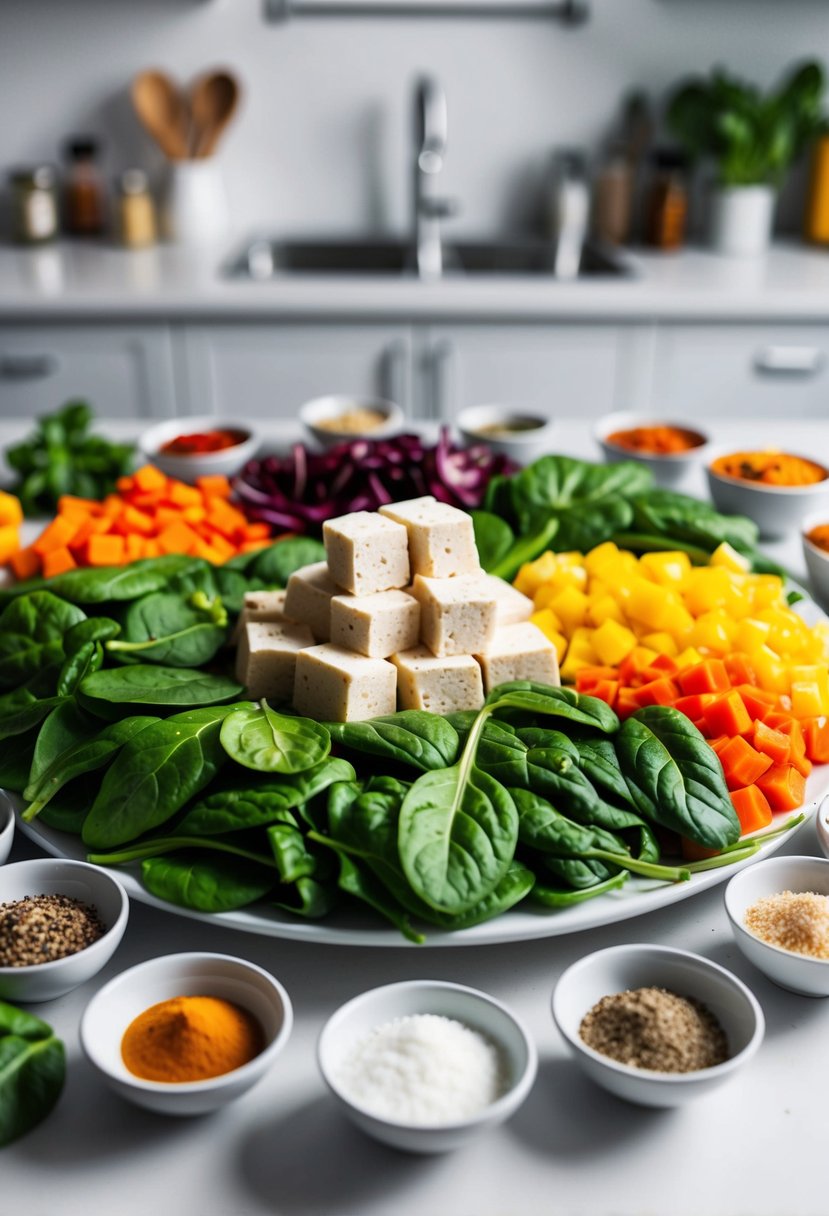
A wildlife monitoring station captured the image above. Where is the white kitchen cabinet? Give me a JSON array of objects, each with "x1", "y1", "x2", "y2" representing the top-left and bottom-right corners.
[
  {"x1": 179, "y1": 324, "x2": 413, "y2": 418},
  {"x1": 0, "y1": 326, "x2": 176, "y2": 418},
  {"x1": 650, "y1": 324, "x2": 829, "y2": 418},
  {"x1": 414, "y1": 324, "x2": 635, "y2": 420}
]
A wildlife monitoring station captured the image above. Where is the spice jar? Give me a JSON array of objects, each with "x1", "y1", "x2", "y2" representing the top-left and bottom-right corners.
[
  {"x1": 9, "y1": 166, "x2": 59, "y2": 245},
  {"x1": 116, "y1": 169, "x2": 157, "y2": 248},
  {"x1": 63, "y1": 137, "x2": 106, "y2": 236},
  {"x1": 593, "y1": 147, "x2": 634, "y2": 246},
  {"x1": 645, "y1": 149, "x2": 688, "y2": 251}
]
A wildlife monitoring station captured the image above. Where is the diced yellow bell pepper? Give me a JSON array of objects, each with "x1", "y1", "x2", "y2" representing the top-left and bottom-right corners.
[
  {"x1": 638, "y1": 551, "x2": 693, "y2": 586},
  {"x1": 688, "y1": 610, "x2": 736, "y2": 654},
  {"x1": 641, "y1": 630, "x2": 679, "y2": 657},
  {"x1": 733, "y1": 617, "x2": 771, "y2": 653},
  {"x1": 514, "y1": 551, "x2": 559, "y2": 597},
  {"x1": 791, "y1": 681, "x2": 827, "y2": 719},
  {"x1": 585, "y1": 541, "x2": 622, "y2": 576},
  {"x1": 675, "y1": 646, "x2": 704, "y2": 671},
  {"x1": 751, "y1": 574, "x2": 785, "y2": 609},
  {"x1": 568, "y1": 626, "x2": 598, "y2": 662},
  {"x1": 592, "y1": 618, "x2": 637, "y2": 666},
  {"x1": 709, "y1": 541, "x2": 751, "y2": 573},
  {"x1": 587, "y1": 594, "x2": 626, "y2": 628},
  {"x1": 752, "y1": 645, "x2": 790, "y2": 695},
  {"x1": 625, "y1": 580, "x2": 685, "y2": 633},
  {"x1": 550, "y1": 585, "x2": 590, "y2": 634}
]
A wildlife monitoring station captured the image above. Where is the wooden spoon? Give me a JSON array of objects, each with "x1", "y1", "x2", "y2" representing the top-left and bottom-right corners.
[
  {"x1": 189, "y1": 71, "x2": 240, "y2": 159},
  {"x1": 131, "y1": 70, "x2": 190, "y2": 161}
]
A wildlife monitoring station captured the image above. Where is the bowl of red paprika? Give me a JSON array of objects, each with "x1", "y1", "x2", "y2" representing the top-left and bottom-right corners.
[
  {"x1": 594, "y1": 412, "x2": 709, "y2": 489},
  {"x1": 140, "y1": 415, "x2": 260, "y2": 483}
]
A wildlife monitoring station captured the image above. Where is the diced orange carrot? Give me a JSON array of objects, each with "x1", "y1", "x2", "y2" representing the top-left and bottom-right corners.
[
  {"x1": 119, "y1": 505, "x2": 155, "y2": 536},
  {"x1": 196, "y1": 474, "x2": 232, "y2": 499},
  {"x1": 124, "y1": 534, "x2": 145, "y2": 562},
  {"x1": 576, "y1": 666, "x2": 621, "y2": 692},
  {"x1": 133, "y1": 464, "x2": 168, "y2": 493},
  {"x1": 673, "y1": 693, "x2": 716, "y2": 721},
  {"x1": 730, "y1": 786, "x2": 773, "y2": 834},
  {"x1": 238, "y1": 539, "x2": 271, "y2": 554},
  {"x1": 41, "y1": 547, "x2": 77, "y2": 579},
  {"x1": 724, "y1": 654, "x2": 758, "y2": 686},
  {"x1": 157, "y1": 521, "x2": 199, "y2": 555},
  {"x1": 629, "y1": 677, "x2": 681, "y2": 708},
  {"x1": 718, "y1": 735, "x2": 773, "y2": 790},
  {"x1": 203, "y1": 531, "x2": 235, "y2": 560},
  {"x1": 116, "y1": 475, "x2": 135, "y2": 493},
  {"x1": 100, "y1": 494, "x2": 125, "y2": 520},
  {"x1": 56, "y1": 495, "x2": 97, "y2": 522},
  {"x1": 86, "y1": 534, "x2": 126, "y2": 566},
  {"x1": 194, "y1": 540, "x2": 227, "y2": 564},
  {"x1": 166, "y1": 481, "x2": 203, "y2": 509},
  {"x1": 206, "y1": 498, "x2": 247, "y2": 539},
  {"x1": 732, "y1": 684, "x2": 778, "y2": 722},
  {"x1": 756, "y1": 763, "x2": 806, "y2": 812},
  {"x1": 243, "y1": 523, "x2": 271, "y2": 541},
  {"x1": 182, "y1": 506, "x2": 207, "y2": 525},
  {"x1": 143, "y1": 539, "x2": 162, "y2": 558},
  {"x1": 32, "y1": 515, "x2": 78, "y2": 556},
  {"x1": 771, "y1": 718, "x2": 812, "y2": 778},
  {"x1": 678, "y1": 659, "x2": 730, "y2": 696},
  {"x1": 130, "y1": 491, "x2": 165, "y2": 510},
  {"x1": 707, "y1": 735, "x2": 730, "y2": 756},
  {"x1": 616, "y1": 687, "x2": 641, "y2": 719},
  {"x1": 9, "y1": 546, "x2": 40, "y2": 581},
  {"x1": 703, "y1": 690, "x2": 753, "y2": 738},
  {"x1": 803, "y1": 717, "x2": 829, "y2": 764},
  {"x1": 753, "y1": 719, "x2": 791, "y2": 766}
]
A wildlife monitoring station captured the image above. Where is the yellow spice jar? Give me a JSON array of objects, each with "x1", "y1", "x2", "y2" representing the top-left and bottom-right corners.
[{"x1": 804, "y1": 134, "x2": 829, "y2": 245}]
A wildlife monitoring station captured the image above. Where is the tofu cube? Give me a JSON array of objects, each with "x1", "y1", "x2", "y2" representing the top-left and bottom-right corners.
[
  {"x1": 330, "y1": 589, "x2": 421, "y2": 658},
  {"x1": 475, "y1": 622, "x2": 561, "y2": 693},
  {"x1": 323, "y1": 511, "x2": 410, "y2": 597},
  {"x1": 392, "y1": 646, "x2": 484, "y2": 715},
  {"x1": 411, "y1": 573, "x2": 498, "y2": 657},
  {"x1": 230, "y1": 590, "x2": 289, "y2": 645},
  {"x1": 481, "y1": 575, "x2": 534, "y2": 626},
  {"x1": 235, "y1": 620, "x2": 315, "y2": 702},
  {"x1": 379, "y1": 497, "x2": 481, "y2": 579},
  {"x1": 293, "y1": 643, "x2": 398, "y2": 722},
  {"x1": 283, "y1": 561, "x2": 340, "y2": 641}
]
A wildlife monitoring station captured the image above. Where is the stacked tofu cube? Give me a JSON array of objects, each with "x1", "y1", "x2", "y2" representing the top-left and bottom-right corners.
[{"x1": 234, "y1": 496, "x2": 560, "y2": 722}]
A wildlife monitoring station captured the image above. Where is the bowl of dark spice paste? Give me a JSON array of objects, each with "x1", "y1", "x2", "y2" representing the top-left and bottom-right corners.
[
  {"x1": 552, "y1": 943, "x2": 764, "y2": 1107},
  {"x1": 0, "y1": 858, "x2": 128, "y2": 1003}
]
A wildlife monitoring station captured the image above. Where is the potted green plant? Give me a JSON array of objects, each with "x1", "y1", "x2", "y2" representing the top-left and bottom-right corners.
[{"x1": 668, "y1": 60, "x2": 824, "y2": 256}]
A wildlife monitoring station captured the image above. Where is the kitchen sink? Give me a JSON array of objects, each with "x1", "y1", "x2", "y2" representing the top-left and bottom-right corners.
[{"x1": 226, "y1": 237, "x2": 634, "y2": 280}]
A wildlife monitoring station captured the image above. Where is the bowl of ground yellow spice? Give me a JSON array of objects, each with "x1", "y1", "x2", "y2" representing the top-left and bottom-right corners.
[
  {"x1": 80, "y1": 952, "x2": 293, "y2": 1116},
  {"x1": 552, "y1": 943, "x2": 764, "y2": 1107},
  {"x1": 725, "y1": 855, "x2": 829, "y2": 997}
]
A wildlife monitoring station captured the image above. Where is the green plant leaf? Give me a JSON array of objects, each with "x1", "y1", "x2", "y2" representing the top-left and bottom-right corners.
[
  {"x1": 0, "y1": 1001, "x2": 65, "y2": 1147},
  {"x1": 470, "y1": 511, "x2": 515, "y2": 572},
  {"x1": 78, "y1": 666, "x2": 244, "y2": 715},
  {"x1": 326, "y1": 711, "x2": 460, "y2": 772},
  {"x1": 250, "y1": 538, "x2": 327, "y2": 586},
  {"x1": 105, "y1": 591, "x2": 228, "y2": 667},
  {"x1": 140, "y1": 853, "x2": 275, "y2": 912},
  {"x1": 0, "y1": 592, "x2": 86, "y2": 688},
  {"x1": 220, "y1": 701, "x2": 330, "y2": 774}
]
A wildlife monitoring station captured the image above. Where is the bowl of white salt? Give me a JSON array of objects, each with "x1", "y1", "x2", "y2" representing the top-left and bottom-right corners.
[{"x1": 316, "y1": 979, "x2": 537, "y2": 1153}]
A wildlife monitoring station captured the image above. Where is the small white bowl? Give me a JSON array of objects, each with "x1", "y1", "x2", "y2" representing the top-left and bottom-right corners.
[
  {"x1": 816, "y1": 795, "x2": 829, "y2": 861},
  {"x1": 801, "y1": 509, "x2": 829, "y2": 611},
  {"x1": 80, "y1": 952, "x2": 293, "y2": 1116},
  {"x1": 139, "y1": 415, "x2": 260, "y2": 483},
  {"x1": 0, "y1": 793, "x2": 14, "y2": 866},
  {"x1": 552, "y1": 943, "x2": 764, "y2": 1108},
  {"x1": 0, "y1": 858, "x2": 128, "y2": 1003},
  {"x1": 300, "y1": 395, "x2": 405, "y2": 446},
  {"x1": 593, "y1": 411, "x2": 709, "y2": 488},
  {"x1": 725, "y1": 855, "x2": 829, "y2": 997},
  {"x1": 457, "y1": 404, "x2": 554, "y2": 464},
  {"x1": 317, "y1": 979, "x2": 537, "y2": 1153},
  {"x1": 705, "y1": 447, "x2": 829, "y2": 540}
]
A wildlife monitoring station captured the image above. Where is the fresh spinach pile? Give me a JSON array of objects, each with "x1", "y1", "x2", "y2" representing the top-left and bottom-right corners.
[
  {"x1": 475, "y1": 455, "x2": 779, "y2": 580},
  {"x1": 0, "y1": 1002, "x2": 65, "y2": 1146}
]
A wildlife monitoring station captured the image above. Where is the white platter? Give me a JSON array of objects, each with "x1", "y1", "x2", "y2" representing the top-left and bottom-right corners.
[{"x1": 13, "y1": 788, "x2": 822, "y2": 948}]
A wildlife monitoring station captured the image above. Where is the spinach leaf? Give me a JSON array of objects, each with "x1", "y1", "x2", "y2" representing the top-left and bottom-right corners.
[
  {"x1": 516, "y1": 726, "x2": 580, "y2": 759},
  {"x1": 220, "y1": 701, "x2": 330, "y2": 774},
  {"x1": 267, "y1": 822, "x2": 319, "y2": 884},
  {"x1": 81, "y1": 706, "x2": 238, "y2": 848},
  {"x1": 0, "y1": 555, "x2": 205, "y2": 607},
  {"x1": 572, "y1": 736, "x2": 636, "y2": 808},
  {"x1": 0, "y1": 730, "x2": 39, "y2": 793},
  {"x1": 106, "y1": 591, "x2": 228, "y2": 667},
  {"x1": 543, "y1": 856, "x2": 614, "y2": 889},
  {"x1": 488, "y1": 517, "x2": 562, "y2": 584},
  {"x1": 0, "y1": 592, "x2": 86, "y2": 688},
  {"x1": 177, "y1": 757, "x2": 355, "y2": 835},
  {"x1": 0, "y1": 1001, "x2": 65, "y2": 1147},
  {"x1": 335, "y1": 853, "x2": 424, "y2": 943},
  {"x1": 398, "y1": 734, "x2": 518, "y2": 915},
  {"x1": 274, "y1": 876, "x2": 337, "y2": 920},
  {"x1": 417, "y1": 861, "x2": 536, "y2": 930},
  {"x1": 167, "y1": 564, "x2": 250, "y2": 617},
  {"x1": 140, "y1": 853, "x2": 275, "y2": 912},
  {"x1": 0, "y1": 688, "x2": 62, "y2": 743},
  {"x1": 250, "y1": 538, "x2": 327, "y2": 586},
  {"x1": 493, "y1": 455, "x2": 652, "y2": 550},
  {"x1": 628, "y1": 489, "x2": 759, "y2": 555},
  {"x1": 326, "y1": 711, "x2": 460, "y2": 772},
  {"x1": 487, "y1": 681, "x2": 620, "y2": 734},
  {"x1": 23, "y1": 714, "x2": 160, "y2": 822},
  {"x1": 470, "y1": 511, "x2": 515, "y2": 572},
  {"x1": 64, "y1": 617, "x2": 121, "y2": 651},
  {"x1": 78, "y1": 666, "x2": 244, "y2": 714},
  {"x1": 531, "y1": 870, "x2": 629, "y2": 907},
  {"x1": 617, "y1": 706, "x2": 741, "y2": 849},
  {"x1": 57, "y1": 641, "x2": 103, "y2": 696}
]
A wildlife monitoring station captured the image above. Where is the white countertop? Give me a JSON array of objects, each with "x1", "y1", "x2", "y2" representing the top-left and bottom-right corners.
[
  {"x1": 3, "y1": 418, "x2": 828, "y2": 1216},
  {"x1": 4, "y1": 238, "x2": 829, "y2": 322}
]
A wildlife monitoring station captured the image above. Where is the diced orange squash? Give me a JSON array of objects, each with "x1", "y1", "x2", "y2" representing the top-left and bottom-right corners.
[
  {"x1": 119, "y1": 506, "x2": 155, "y2": 536},
  {"x1": 86, "y1": 534, "x2": 126, "y2": 566},
  {"x1": 100, "y1": 494, "x2": 125, "y2": 520},
  {"x1": 771, "y1": 718, "x2": 812, "y2": 778},
  {"x1": 116, "y1": 475, "x2": 134, "y2": 493},
  {"x1": 616, "y1": 687, "x2": 642, "y2": 719},
  {"x1": 133, "y1": 464, "x2": 168, "y2": 493},
  {"x1": 166, "y1": 481, "x2": 203, "y2": 509},
  {"x1": 182, "y1": 506, "x2": 207, "y2": 525},
  {"x1": 702, "y1": 690, "x2": 754, "y2": 739},
  {"x1": 55, "y1": 495, "x2": 95, "y2": 522},
  {"x1": 124, "y1": 534, "x2": 145, "y2": 562},
  {"x1": 32, "y1": 515, "x2": 78, "y2": 556},
  {"x1": 707, "y1": 735, "x2": 730, "y2": 756},
  {"x1": 753, "y1": 720, "x2": 791, "y2": 766},
  {"x1": 756, "y1": 763, "x2": 806, "y2": 812},
  {"x1": 243, "y1": 523, "x2": 271, "y2": 541},
  {"x1": 9, "y1": 546, "x2": 40, "y2": 581},
  {"x1": 238, "y1": 539, "x2": 271, "y2": 554},
  {"x1": 206, "y1": 498, "x2": 248, "y2": 539},
  {"x1": 196, "y1": 474, "x2": 232, "y2": 499},
  {"x1": 575, "y1": 666, "x2": 620, "y2": 692},
  {"x1": 718, "y1": 735, "x2": 773, "y2": 790},
  {"x1": 157, "y1": 521, "x2": 199, "y2": 555},
  {"x1": 732, "y1": 684, "x2": 778, "y2": 723},
  {"x1": 677, "y1": 659, "x2": 730, "y2": 696},
  {"x1": 724, "y1": 654, "x2": 757, "y2": 686},
  {"x1": 673, "y1": 693, "x2": 716, "y2": 721},
  {"x1": 803, "y1": 717, "x2": 829, "y2": 764},
  {"x1": 730, "y1": 786, "x2": 773, "y2": 834},
  {"x1": 629, "y1": 677, "x2": 681, "y2": 708},
  {"x1": 41, "y1": 547, "x2": 77, "y2": 579}
]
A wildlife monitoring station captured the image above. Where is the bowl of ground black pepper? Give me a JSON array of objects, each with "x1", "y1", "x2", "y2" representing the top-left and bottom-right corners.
[
  {"x1": 552, "y1": 943, "x2": 764, "y2": 1107},
  {"x1": 0, "y1": 859, "x2": 128, "y2": 1003},
  {"x1": 725, "y1": 854, "x2": 829, "y2": 997}
]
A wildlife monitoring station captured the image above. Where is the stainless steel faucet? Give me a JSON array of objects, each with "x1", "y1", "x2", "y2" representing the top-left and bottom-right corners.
[{"x1": 413, "y1": 77, "x2": 457, "y2": 279}]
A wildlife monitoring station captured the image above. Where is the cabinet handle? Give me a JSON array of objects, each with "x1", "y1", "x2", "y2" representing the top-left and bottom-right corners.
[
  {"x1": 0, "y1": 353, "x2": 60, "y2": 380},
  {"x1": 381, "y1": 340, "x2": 408, "y2": 411},
  {"x1": 754, "y1": 346, "x2": 825, "y2": 377},
  {"x1": 430, "y1": 339, "x2": 456, "y2": 420}
]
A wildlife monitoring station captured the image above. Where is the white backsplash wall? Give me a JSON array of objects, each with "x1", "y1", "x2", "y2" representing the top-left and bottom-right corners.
[{"x1": 2, "y1": 0, "x2": 829, "y2": 238}]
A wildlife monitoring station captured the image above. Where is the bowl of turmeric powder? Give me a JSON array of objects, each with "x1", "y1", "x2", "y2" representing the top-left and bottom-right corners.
[
  {"x1": 594, "y1": 412, "x2": 710, "y2": 488},
  {"x1": 706, "y1": 448, "x2": 829, "y2": 539},
  {"x1": 80, "y1": 951, "x2": 293, "y2": 1116}
]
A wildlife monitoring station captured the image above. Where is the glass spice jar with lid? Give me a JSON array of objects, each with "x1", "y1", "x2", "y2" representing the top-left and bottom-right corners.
[
  {"x1": 645, "y1": 148, "x2": 689, "y2": 251},
  {"x1": 63, "y1": 136, "x2": 106, "y2": 236},
  {"x1": 116, "y1": 169, "x2": 157, "y2": 248},
  {"x1": 9, "y1": 166, "x2": 59, "y2": 245}
]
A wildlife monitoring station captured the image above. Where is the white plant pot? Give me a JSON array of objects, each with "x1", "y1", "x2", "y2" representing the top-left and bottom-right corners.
[
  {"x1": 709, "y1": 185, "x2": 776, "y2": 257},
  {"x1": 161, "y1": 160, "x2": 230, "y2": 246}
]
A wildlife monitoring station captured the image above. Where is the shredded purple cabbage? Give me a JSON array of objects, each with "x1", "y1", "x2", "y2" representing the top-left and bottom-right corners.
[{"x1": 234, "y1": 428, "x2": 516, "y2": 533}]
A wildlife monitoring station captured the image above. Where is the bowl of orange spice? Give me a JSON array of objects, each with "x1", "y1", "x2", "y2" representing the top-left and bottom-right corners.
[
  {"x1": 706, "y1": 449, "x2": 829, "y2": 540},
  {"x1": 80, "y1": 952, "x2": 293, "y2": 1116},
  {"x1": 594, "y1": 412, "x2": 709, "y2": 487},
  {"x1": 801, "y1": 511, "x2": 829, "y2": 610}
]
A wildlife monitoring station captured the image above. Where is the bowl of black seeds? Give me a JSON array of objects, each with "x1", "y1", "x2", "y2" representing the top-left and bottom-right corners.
[
  {"x1": 551, "y1": 943, "x2": 764, "y2": 1108},
  {"x1": 0, "y1": 858, "x2": 128, "y2": 1003}
]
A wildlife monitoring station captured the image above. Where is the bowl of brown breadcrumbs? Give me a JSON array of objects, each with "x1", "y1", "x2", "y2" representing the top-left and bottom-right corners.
[
  {"x1": 725, "y1": 855, "x2": 829, "y2": 997},
  {"x1": 0, "y1": 858, "x2": 128, "y2": 1003},
  {"x1": 552, "y1": 943, "x2": 764, "y2": 1107}
]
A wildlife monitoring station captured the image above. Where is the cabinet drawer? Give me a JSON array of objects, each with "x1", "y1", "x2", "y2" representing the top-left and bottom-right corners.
[
  {"x1": 651, "y1": 325, "x2": 829, "y2": 418},
  {"x1": 0, "y1": 326, "x2": 176, "y2": 418},
  {"x1": 180, "y1": 325, "x2": 412, "y2": 418}
]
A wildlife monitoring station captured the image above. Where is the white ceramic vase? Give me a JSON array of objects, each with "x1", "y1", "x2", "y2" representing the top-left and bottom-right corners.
[
  {"x1": 161, "y1": 160, "x2": 230, "y2": 246},
  {"x1": 709, "y1": 185, "x2": 776, "y2": 257}
]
